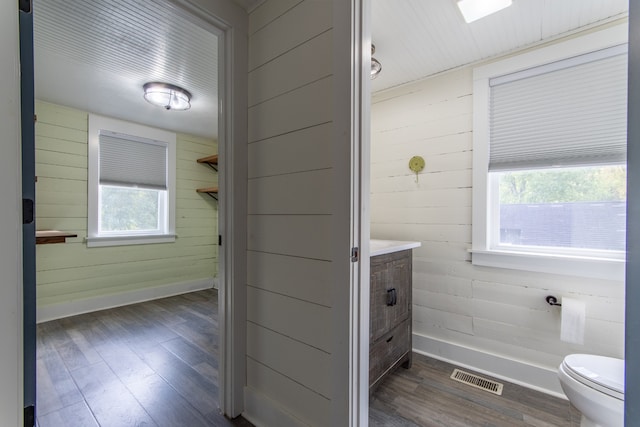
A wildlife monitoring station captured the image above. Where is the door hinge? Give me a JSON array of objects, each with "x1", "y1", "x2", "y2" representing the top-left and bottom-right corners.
[
  {"x1": 19, "y1": 0, "x2": 32, "y2": 13},
  {"x1": 22, "y1": 199, "x2": 34, "y2": 225},
  {"x1": 350, "y1": 246, "x2": 359, "y2": 262},
  {"x1": 218, "y1": 235, "x2": 222, "y2": 246},
  {"x1": 24, "y1": 405, "x2": 34, "y2": 427}
]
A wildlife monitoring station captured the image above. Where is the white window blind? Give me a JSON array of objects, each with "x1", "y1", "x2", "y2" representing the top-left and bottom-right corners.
[
  {"x1": 488, "y1": 44, "x2": 628, "y2": 171},
  {"x1": 99, "y1": 130, "x2": 168, "y2": 190}
]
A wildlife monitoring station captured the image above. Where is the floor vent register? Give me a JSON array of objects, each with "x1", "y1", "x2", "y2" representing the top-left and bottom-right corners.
[{"x1": 450, "y1": 368, "x2": 504, "y2": 396}]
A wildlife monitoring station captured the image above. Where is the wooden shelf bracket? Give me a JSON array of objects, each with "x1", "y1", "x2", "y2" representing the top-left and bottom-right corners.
[
  {"x1": 196, "y1": 186, "x2": 218, "y2": 201},
  {"x1": 197, "y1": 154, "x2": 218, "y2": 172}
]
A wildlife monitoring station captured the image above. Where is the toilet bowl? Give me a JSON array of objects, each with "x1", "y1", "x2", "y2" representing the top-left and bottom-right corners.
[{"x1": 557, "y1": 354, "x2": 624, "y2": 427}]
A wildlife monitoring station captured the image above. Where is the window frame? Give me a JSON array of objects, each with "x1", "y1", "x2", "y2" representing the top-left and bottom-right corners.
[
  {"x1": 471, "y1": 24, "x2": 628, "y2": 280},
  {"x1": 87, "y1": 114, "x2": 177, "y2": 247}
]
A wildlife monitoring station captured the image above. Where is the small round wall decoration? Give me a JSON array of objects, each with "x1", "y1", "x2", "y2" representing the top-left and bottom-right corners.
[{"x1": 408, "y1": 156, "x2": 425, "y2": 182}]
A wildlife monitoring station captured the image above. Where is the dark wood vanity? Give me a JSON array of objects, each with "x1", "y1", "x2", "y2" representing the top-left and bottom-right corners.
[{"x1": 369, "y1": 240, "x2": 420, "y2": 393}]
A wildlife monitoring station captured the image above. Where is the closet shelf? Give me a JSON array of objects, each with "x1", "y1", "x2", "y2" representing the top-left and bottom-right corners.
[
  {"x1": 196, "y1": 186, "x2": 218, "y2": 200},
  {"x1": 196, "y1": 153, "x2": 218, "y2": 200},
  {"x1": 197, "y1": 154, "x2": 218, "y2": 171}
]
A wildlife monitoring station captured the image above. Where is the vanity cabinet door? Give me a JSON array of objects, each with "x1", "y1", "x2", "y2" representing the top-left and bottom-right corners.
[{"x1": 370, "y1": 250, "x2": 411, "y2": 343}]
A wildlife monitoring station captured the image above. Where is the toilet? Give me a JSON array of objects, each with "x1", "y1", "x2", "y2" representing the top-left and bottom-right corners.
[{"x1": 557, "y1": 354, "x2": 624, "y2": 427}]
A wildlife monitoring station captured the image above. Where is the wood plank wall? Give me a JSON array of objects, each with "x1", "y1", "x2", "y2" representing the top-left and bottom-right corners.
[
  {"x1": 35, "y1": 100, "x2": 218, "y2": 308},
  {"x1": 370, "y1": 62, "x2": 625, "y2": 383},
  {"x1": 246, "y1": 0, "x2": 335, "y2": 425}
]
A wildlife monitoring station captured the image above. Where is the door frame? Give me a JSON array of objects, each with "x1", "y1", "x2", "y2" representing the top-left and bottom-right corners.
[
  {"x1": 352, "y1": 0, "x2": 372, "y2": 421},
  {"x1": 333, "y1": 0, "x2": 371, "y2": 424},
  {"x1": 170, "y1": 0, "x2": 248, "y2": 417},
  {"x1": 19, "y1": 1, "x2": 36, "y2": 424},
  {"x1": 626, "y1": 0, "x2": 640, "y2": 422}
]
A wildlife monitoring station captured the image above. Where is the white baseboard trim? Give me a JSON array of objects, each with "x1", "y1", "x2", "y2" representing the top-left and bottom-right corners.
[
  {"x1": 413, "y1": 332, "x2": 567, "y2": 399},
  {"x1": 37, "y1": 277, "x2": 215, "y2": 323},
  {"x1": 243, "y1": 387, "x2": 306, "y2": 427}
]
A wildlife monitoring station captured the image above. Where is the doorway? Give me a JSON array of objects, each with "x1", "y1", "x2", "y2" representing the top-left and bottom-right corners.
[{"x1": 28, "y1": 0, "x2": 231, "y2": 423}]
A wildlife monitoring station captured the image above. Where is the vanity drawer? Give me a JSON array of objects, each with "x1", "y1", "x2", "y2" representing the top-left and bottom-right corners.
[{"x1": 369, "y1": 318, "x2": 410, "y2": 386}]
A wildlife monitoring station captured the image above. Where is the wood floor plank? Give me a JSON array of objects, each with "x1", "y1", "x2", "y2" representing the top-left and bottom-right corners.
[
  {"x1": 193, "y1": 360, "x2": 219, "y2": 384},
  {"x1": 133, "y1": 300, "x2": 187, "y2": 326},
  {"x1": 126, "y1": 373, "x2": 212, "y2": 427},
  {"x1": 37, "y1": 401, "x2": 99, "y2": 427},
  {"x1": 74, "y1": 313, "x2": 128, "y2": 350},
  {"x1": 119, "y1": 304, "x2": 181, "y2": 342},
  {"x1": 99, "y1": 342, "x2": 157, "y2": 385},
  {"x1": 161, "y1": 335, "x2": 217, "y2": 368},
  {"x1": 36, "y1": 320, "x2": 68, "y2": 355},
  {"x1": 370, "y1": 402, "x2": 422, "y2": 427},
  {"x1": 166, "y1": 318, "x2": 217, "y2": 356},
  {"x1": 70, "y1": 361, "x2": 157, "y2": 426},
  {"x1": 55, "y1": 338, "x2": 98, "y2": 372},
  {"x1": 36, "y1": 348, "x2": 84, "y2": 416},
  {"x1": 61, "y1": 326, "x2": 103, "y2": 368},
  {"x1": 140, "y1": 344, "x2": 219, "y2": 415}
]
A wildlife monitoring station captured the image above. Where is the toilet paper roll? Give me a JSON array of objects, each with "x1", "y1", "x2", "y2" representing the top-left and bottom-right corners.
[{"x1": 560, "y1": 297, "x2": 585, "y2": 345}]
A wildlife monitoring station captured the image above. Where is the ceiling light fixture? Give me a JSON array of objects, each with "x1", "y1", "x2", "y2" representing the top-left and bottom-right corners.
[
  {"x1": 457, "y1": 0, "x2": 512, "y2": 23},
  {"x1": 143, "y1": 82, "x2": 192, "y2": 111},
  {"x1": 371, "y1": 44, "x2": 382, "y2": 79}
]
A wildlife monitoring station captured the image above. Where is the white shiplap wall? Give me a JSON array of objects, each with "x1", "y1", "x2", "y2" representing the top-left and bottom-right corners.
[
  {"x1": 371, "y1": 42, "x2": 625, "y2": 395},
  {"x1": 246, "y1": 0, "x2": 338, "y2": 425}
]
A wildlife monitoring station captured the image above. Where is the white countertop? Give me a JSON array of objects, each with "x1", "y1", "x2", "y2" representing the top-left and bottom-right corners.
[{"x1": 370, "y1": 239, "x2": 421, "y2": 257}]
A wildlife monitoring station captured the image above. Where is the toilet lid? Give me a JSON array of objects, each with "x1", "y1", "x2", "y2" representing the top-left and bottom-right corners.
[{"x1": 563, "y1": 354, "x2": 624, "y2": 400}]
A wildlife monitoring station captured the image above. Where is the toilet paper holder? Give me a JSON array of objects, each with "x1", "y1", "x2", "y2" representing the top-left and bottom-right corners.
[{"x1": 546, "y1": 295, "x2": 562, "y2": 306}]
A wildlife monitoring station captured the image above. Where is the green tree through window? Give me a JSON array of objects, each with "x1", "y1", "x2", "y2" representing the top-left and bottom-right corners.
[
  {"x1": 498, "y1": 165, "x2": 626, "y2": 205},
  {"x1": 100, "y1": 186, "x2": 161, "y2": 232}
]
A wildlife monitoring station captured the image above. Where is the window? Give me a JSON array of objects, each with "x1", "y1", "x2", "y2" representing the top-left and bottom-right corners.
[
  {"x1": 471, "y1": 24, "x2": 628, "y2": 279},
  {"x1": 87, "y1": 115, "x2": 176, "y2": 247}
]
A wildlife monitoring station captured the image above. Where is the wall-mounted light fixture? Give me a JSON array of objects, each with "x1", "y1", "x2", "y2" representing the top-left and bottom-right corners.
[
  {"x1": 457, "y1": 0, "x2": 512, "y2": 23},
  {"x1": 143, "y1": 82, "x2": 192, "y2": 111},
  {"x1": 371, "y1": 44, "x2": 382, "y2": 79}
]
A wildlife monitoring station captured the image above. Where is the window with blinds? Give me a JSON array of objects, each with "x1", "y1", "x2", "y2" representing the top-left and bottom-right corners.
[
  {"x1": 97, "y1": 131, "x2": 169, "y2": 235},
  {"x1": 99, "y1": 131, "x2": 168, "y2": 190},
  {"x1": 488, "y1": 45, "x2": 627, "y2": 171},
  {"x1": 471, "y1": 25, "x2": 628, "y2": 279},
  {"x1": 87, "y1": 114, "x2": 176, "y2": 247},
  {"x1": 488, "y1": 44, "x2": 627, "y2": 254}
]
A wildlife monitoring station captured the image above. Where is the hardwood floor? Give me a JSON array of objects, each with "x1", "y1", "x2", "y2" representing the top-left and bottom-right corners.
[
  {"x1": 36, "y1": 289, "x2": 252, "y2": 427},
  {"x1": 370, "y1": 353, "x2": 581, "y2": 427},
  {"x1": 38, "y1": 289, "x2": 579, "y2": 426}
]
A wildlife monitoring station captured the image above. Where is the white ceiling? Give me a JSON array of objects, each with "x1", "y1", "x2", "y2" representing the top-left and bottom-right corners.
[
  {"x1": 33, "y1": 0, "x2": 219, "y2": 138},
  {"x1": 371, "y1": 0, "x2": 629, "y2": 92},
  {"x1": 33, "y1": 0, "x2": 629, "y2": 139}
]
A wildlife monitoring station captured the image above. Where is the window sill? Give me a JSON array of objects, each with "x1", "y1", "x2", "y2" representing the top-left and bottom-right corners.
[
  {"x1": 86, "y1": 234, "x2": 176, "y2": 248},
  {"x1": 470, "y1": 249, "x2": 624, "y2": 281}
]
